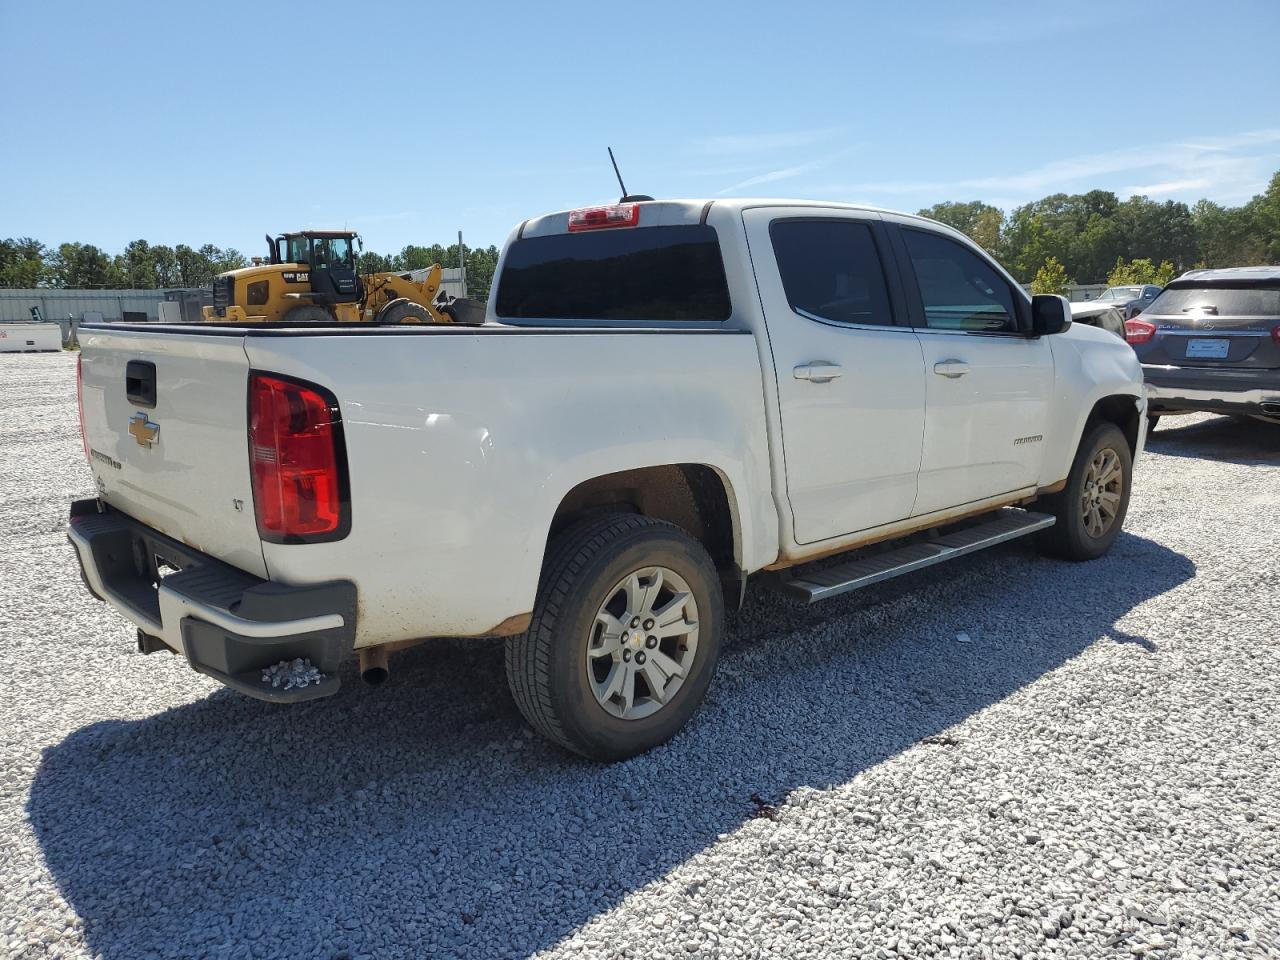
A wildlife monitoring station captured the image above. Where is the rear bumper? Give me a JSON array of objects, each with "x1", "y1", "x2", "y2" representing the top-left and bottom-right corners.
[
  {"x1": 1143, "y1": 365, "x2": 1280, "y2": 416},
  {"x1": 67, "y1": 499, "x2": 357, "y2": 703}
]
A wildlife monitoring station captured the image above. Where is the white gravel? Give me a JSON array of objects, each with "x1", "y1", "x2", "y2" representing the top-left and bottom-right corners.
[{"x1": 2, "y1": 351, "x2": 1278, "y2": 960}]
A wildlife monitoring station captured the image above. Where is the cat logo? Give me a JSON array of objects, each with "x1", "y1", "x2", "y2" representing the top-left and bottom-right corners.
[{"x1": 128, "y1": 412, "x2": 160, "y2": 448}]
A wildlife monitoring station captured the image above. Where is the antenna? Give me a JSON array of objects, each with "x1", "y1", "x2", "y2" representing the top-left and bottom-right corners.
[
  {"x1": 608, "y1": 147, "x2": 628, "y2": 201},
  {"x1": 607, "y1": 147, "x2": 655, "y2": 203}
]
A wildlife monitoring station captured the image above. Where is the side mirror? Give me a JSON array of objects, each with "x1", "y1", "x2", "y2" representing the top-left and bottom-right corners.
[{"x1": 1031, "y1": 294, "x2": 1071, "y2": 336}]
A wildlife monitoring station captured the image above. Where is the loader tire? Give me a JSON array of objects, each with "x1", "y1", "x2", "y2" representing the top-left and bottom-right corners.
[
  {"x1": 282, "y1": 305, "x2": 332, "y2": 323},
  {"x1": 376, "y1": 298, "x2": 435, "y2": 324}
]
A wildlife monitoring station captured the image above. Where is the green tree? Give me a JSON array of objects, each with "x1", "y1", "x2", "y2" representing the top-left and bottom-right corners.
[
  {"x1": 1105, "y1": 257, "x2": 1177, "y2": 287},
  {"x1": 1030, "y1": 256, "x2": 1071, "y2": 296},
  {"x1": 917, "y1": 201, "x2": 1004, "y2": 255},
  {"x1": 0, "y1": 237, "x2": 49, "y2": 286},
  {"x1": 51, "y1": 242, "x2": 121, "y2": 288},
  {"x1": 1113, "y1": 196, "x2": 1197, "y2": 271}
]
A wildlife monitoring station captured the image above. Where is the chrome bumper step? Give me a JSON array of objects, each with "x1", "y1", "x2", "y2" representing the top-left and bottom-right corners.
[{"x1": 781, "y1": 508, "x2": 1056, "y2": 603}]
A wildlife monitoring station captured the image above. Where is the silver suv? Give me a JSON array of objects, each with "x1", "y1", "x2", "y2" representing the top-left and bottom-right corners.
[{"x1": 1129, "y1": 266, "x2": 1280, "y2": 425}]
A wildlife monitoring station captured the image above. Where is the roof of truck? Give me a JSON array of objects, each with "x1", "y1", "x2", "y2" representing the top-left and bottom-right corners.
[{"x1": 516, "y1": 198, "x2": 953, "y2": 239}]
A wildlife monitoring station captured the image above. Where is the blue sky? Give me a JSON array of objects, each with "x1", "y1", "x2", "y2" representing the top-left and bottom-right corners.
[{"x1": 2, "y1": 0, "x2": 1278, "y2": 255}]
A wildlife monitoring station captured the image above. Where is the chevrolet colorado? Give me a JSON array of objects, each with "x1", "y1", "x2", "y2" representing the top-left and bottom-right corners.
[{"x1": 69, "y1": 199, "x2": 1147, "y2": 760}]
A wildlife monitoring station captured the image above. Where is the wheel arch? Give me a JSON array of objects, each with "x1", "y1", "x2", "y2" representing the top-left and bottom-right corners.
[
  {"x1": 546, "y1": 463, "x2": 746, "y2": 608},
  {"x1": 1083, "y1": 393, "x2": 1141, "y2": 457}
]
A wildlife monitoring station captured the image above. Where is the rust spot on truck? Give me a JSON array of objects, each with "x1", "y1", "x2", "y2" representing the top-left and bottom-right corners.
[
  {"x1": 764, "y1": 492, "x2": 1044, "y2": 571},
  {"x1": 483, "y1": 612, "x2": 532, "y2": 637}
]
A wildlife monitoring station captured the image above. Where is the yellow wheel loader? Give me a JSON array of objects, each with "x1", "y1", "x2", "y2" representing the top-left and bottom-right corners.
[{"x1": 201, "y1": 230, "x2": 481, "y2": 325}]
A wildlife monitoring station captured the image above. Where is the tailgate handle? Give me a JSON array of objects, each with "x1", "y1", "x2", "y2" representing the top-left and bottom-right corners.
[{"x1": 126, "y1": 360, "x2": 157, "y2": 408}]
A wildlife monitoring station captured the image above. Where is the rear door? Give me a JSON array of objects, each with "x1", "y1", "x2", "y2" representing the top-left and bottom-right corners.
[
  {"x1": 889, "y1": 222, "x2": 1053, "y2": 516},
  {"x1": 744, "y1": 208, "x2": 925, "y2": 544},
  {"x1": 79, "y1": 328, "x2": 268, "y2": 577}
]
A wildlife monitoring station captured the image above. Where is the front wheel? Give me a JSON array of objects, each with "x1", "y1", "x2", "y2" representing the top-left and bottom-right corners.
[
  {"x1": 1037, "y1": 422, "x2": 1133, "y2": 561},
  {"x1": 506, "y1": 514, "x2": 723, "y2": 761}
]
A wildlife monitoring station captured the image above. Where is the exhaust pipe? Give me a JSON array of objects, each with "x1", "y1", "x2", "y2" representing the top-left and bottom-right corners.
[
  {"x1": 359, "y1": 646, "x2": 390, "y2": 686},
  {"x1": 1260, "y1": 401, "x2": 1280, "y2": 416}
]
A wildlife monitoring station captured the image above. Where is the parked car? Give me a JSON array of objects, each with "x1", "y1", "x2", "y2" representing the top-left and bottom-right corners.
[
  {"x1": 1129, "y1": 266, "x2": 1280, "y2": 427},
  {"x1": 68, "y1": 199, "x2": 1148, "y2": 760},
  {"x1": 1069, "y1": 301, "x2": 1126, "y2": 338},
  {"x1": 1094, "y1": 284, "x2": 1163, "y2": 319}
]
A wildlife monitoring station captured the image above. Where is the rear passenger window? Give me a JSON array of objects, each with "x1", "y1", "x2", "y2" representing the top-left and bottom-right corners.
[
  {"x1": 769, "y1": 220, "x2": 894, "y2": 326},
  {"x1": 902, "y1": 229, "x2": 1019, "y2": 333}
]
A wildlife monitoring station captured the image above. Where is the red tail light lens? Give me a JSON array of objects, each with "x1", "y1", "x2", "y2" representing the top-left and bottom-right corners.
[
  {"x1": 1125, "y1": 319, "x2": 1157, "y2": 345},
  {"x1": 76, "y1": 354, "x2": 90, "y2": 462},
  {"x1": 567, "y1": 203, "x2": 640, "y2": 232},
  {"x1": 248, "y1": 373, "x2": 349, "y2": 543},
  {"x1": 1272, "y1": 324, "x2": 1280, "y2": 345}
]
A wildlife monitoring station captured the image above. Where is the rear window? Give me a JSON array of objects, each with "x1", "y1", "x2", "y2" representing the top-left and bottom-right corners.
[
  {"x1": 1149, "y1": 285, "x2": 1280, "y2": 317},
  {"x1": 494, "y1": 225, "x2": 731, "y2": 322}
]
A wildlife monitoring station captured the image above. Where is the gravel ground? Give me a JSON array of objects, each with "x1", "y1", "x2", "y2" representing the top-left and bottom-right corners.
[{"x1": 2, "y1": 351, "x2": 1279, "y2": 960}]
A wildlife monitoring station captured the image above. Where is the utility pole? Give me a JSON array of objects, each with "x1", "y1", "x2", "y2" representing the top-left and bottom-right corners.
[{"x1": 458, "y1": 230, "x2": 467, "y2": 298}]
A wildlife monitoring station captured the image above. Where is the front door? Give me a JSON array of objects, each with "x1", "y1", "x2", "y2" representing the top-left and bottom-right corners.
[
  {"x1": 744, "y1": 209, "x2": 926, "y2": 545},
  {"x1": 891, "y1": 224, "x2": 1052, "y2": 515},
  {"x1": 307, "y1": 235, "x2": 360, "y2": 304}
]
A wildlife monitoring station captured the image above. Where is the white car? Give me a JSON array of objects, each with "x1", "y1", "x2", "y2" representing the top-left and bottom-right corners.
[
  {"x1": 1069, "y1": 300, "x2": 1126, "y2": 338},
  {"x1": 69, "y1": 199, "x2": 1147, "y2": 759}
]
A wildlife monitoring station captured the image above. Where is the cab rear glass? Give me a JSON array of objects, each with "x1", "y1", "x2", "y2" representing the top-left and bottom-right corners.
[
  {"x1": 1150, "y1": 284, "x2": 1280, "y2": 317},
  {"x1": 494, "y1": 225, "x2": 732, "y2": 322}
]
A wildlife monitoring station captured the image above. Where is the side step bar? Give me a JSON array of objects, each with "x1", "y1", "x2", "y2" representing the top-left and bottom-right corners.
[{"x1": 780, "y1": 508, "x2": 1056, "y2": 603}]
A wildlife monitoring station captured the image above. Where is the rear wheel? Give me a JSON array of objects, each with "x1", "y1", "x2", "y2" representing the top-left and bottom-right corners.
[
  {"x1": 1037, "y1": 422, "x2": 1132, "y2": 561},
  {"x1": 282, "y1": 304, "x2": 332, "y2": 323},
  {"x1": 375, "y1": 298, "x2": 434, "y2": 324},
  {"x1": 506, "y1": 514, "x2": 723, "y2": 761}
]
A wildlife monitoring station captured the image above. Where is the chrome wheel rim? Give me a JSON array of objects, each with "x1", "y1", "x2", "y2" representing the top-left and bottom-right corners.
[
  {"x1": 1080, "y1": 446, "x2": 1123, "y2": 538},
  {"x1": 587, "y1": 566, "x2": 699, "y2": 721}
]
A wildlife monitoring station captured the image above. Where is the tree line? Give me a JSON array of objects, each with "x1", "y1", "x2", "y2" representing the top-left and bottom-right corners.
[
  {"x1": 6, "y1": 171, "x2": 1276, "y2": 300},
  {"x1": 0, "y1": 237, "x2": 503, "y2": 300},
  {"x1": 918, "y1": 169, "x2": 1280, "y2": 289}
]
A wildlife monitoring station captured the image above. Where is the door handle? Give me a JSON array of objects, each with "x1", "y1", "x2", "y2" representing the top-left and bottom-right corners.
[
  {"x1": 933, "y1": 359, "x2": 970, "y2": 379},
  {"x1": 793, "y1": 362, "x2": 843, "y2": 383}
]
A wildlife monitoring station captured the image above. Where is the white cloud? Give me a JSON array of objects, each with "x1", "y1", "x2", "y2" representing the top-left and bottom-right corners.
[
  {"x1": 716, "y1": 160, "x2": 831, "y2": 195},
  {"x1": 689, "y1": 126, "x2": 845, "y2": 156},
  {"x1": 808, "y1": 128, "x2": 1280, "y2": 207}
]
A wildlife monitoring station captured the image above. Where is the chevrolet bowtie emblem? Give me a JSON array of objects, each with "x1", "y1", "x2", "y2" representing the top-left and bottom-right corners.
[{"x1": 128, "y1": 412, "x2": 159, "y2": 448}]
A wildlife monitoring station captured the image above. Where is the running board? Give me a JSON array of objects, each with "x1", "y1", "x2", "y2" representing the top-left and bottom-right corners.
[{"x1": 780, "y1": 508, "x2": 1056, "y2": 603}]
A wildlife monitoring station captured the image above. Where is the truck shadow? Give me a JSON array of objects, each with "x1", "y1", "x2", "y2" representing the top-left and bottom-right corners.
[
  {"x1": 29, "y1": 533, "x2": 1193, "y2": 960},
  {"x1": 1148, "y1": 413, "x2": 1280, "y2": 465}
]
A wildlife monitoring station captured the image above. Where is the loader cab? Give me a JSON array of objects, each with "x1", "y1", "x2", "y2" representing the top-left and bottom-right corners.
[{"x1": 274, "y1": 231, "x2": 361, "y2": 304}]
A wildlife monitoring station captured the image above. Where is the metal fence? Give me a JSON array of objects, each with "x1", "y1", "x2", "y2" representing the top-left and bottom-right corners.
[{"x1": 0, "y1": 288, "x2": 181, "y2": 324}]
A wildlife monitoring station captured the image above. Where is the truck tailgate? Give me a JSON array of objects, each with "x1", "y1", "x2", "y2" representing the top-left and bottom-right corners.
[{"x1": 79, "y1": 328, "x2": 267, "y2": 578}]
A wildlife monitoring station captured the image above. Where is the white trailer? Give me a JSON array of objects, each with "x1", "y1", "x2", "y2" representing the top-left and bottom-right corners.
[{"x1": 0, "y1": 323, "x2": 63, "y2": 352}]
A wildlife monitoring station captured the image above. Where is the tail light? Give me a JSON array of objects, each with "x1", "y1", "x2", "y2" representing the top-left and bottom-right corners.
[
  {"x1": 76, "y1": 354, "x2": 90, "y2": 462},
  {"x1": 248, "y1": 372, "x2": 349, "y2": 543},
  {"x1": 1272, "y1": 325, "x2": 1280, "y2": 345},
  {"x1": 1125, "y1": 319, "x2": 1157, "y2": 346},
  {"x1": 567, "y1": 203, "x2": 641, "y2": 232}
]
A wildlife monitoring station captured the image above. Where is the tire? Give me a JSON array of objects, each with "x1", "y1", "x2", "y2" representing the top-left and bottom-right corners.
[
  {"x1": 282, "y1": 304, "x2": 332, "y2": 323},
  {"x1": 1037, "y1": 422, "x2": 1133, "y2": 561},
  {"x1": 506, "y1": 514, "x2": 724, "y2": 761},
  {"x1": 375, "y1": 297, "x2": 434, "y2": 324}
]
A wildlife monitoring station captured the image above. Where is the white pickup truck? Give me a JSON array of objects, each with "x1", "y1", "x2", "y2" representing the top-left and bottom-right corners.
[{"x1": 69, "y1": 199, "x2": 1146, "y2": 759}]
